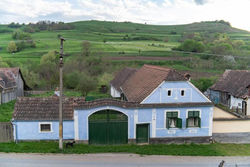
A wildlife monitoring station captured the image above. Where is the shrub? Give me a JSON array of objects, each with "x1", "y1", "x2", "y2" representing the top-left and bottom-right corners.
[{"x1": 7, "y1": 41, "x2": 17, "y2": 53}]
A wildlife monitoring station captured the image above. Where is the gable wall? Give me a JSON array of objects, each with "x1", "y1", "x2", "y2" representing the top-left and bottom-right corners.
[
  {"x1": 110, "y1": 85, "x2": 121, "y2": 98},
  {"x1": 141, "y1": 81, "x2": 210, "y2": 104},
  {"x1": 230, "y1": 96, "x2": 243, "y2": 109}
]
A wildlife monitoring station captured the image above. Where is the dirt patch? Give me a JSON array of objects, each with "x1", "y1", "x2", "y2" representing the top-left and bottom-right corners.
[{"x1": 105, "y1": 56, "x2": 190, "y2": 61}]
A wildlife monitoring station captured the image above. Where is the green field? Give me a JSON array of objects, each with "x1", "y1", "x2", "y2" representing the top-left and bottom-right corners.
[
  {"x1": 0, "y1": 20, "x2": 250, "y2": 86},
  {"x1": 1, "y1": 141, "x2": 250, "y2": 156}
]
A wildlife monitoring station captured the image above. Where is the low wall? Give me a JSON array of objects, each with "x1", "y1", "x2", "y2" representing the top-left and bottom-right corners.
[
  {"x1": 213, "y1": 133, "x2": 250, "y2": 143},
  {"x1": 213, "y1": 119, "x2": 250, "y2": 143}
]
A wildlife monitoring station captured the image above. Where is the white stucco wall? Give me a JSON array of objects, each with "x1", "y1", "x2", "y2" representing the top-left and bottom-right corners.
[
  {"x1": 110, "y1": 85, "x2": 121, "y2": 98},
  {"x1": 230, "y1": 96, "x2": 243, "y2": 109},
  {"x1": 247, "y1": 98, "x2": 250, "y2": 116}
]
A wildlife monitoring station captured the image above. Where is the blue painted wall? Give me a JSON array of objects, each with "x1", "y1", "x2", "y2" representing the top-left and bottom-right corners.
[
  {"x1": 141, "y1": 81, "x2": 210, "y2": 104},
  {"x1": 75, "y1": 105, "x2": 213, "y2": 141},
  {"x1": 207, "y1": 89, "x2": 220, "y2": 104},
  {"x1": 14, "y1": 121, "x2": 74, "y2": 140}
]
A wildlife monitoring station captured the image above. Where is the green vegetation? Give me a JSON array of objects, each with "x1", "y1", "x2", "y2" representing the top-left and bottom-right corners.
[
  {"x1": 0, "y1": 100, "x2": 16, "y2": 122},
  {"x1": 1, "y1": 141, "x2": 250, "y2": 156},
  {"x1": 0, "y1": 20, "x2": 249, "y2": 92}
]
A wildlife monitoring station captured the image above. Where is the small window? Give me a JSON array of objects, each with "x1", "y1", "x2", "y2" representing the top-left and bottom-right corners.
[
  {"x1": 238, "y1": 103, "x2": 241, "y2": 107},
  {"x1": 167, "y1": 90, "x2": 171, "y2": 96},
  {"x1": 166, "y1": 112, "x2": 182, "y2": 129},
  {"x1": 186, "y1": 111, "x2": 201, "y2": 128},
  {"x1": 40, "y1": 123, "x2": 52, "y2": 132},
  {"x1": 181, "y1": 90, "x2": 185, "y2": 96}
]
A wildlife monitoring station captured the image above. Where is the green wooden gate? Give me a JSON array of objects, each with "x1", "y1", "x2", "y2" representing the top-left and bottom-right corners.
[
  {"x1": 89, "y1": 110, "x2": 128, "y2": 145},
  {"x1": 136, "y1": 124, "x2": 149, "y2": 144}
]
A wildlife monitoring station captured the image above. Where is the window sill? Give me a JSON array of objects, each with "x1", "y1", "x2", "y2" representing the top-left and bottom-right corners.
[
  {"x1": 186, "y1": 127, "x2": 200, "y2": 129},
  {"x1": 39, "y1": 131, "x2": 53, "y2": 133}
]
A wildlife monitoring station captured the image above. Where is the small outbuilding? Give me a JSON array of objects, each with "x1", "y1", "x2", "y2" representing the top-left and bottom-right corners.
[{"x1": 0, "y1": 68, "x2": 29, "y2": 104}]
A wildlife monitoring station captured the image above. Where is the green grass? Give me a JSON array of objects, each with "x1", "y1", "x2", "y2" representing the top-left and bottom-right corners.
[
  {"x1": 0, "y1": 100, "x2": 15, "y2": 122},
  {"x1": 1, "y1": 141, "x2": 250, "y2": 156},
  {"x1": 0, "y1": 20, "x2": 249, "y2": 89}
]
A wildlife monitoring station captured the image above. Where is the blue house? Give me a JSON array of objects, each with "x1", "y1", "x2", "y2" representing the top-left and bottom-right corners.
[{"x1": 13, "y1": 65, "x2": 213, "y2": 144}]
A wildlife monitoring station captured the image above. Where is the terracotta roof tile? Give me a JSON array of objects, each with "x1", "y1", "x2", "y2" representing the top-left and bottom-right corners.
[
  {"x1": 13, "y1": 97, "x2": 85, "y2": 121},
  {"x1": 121, "y1": 65, "x2": 187, "y2": 102}
]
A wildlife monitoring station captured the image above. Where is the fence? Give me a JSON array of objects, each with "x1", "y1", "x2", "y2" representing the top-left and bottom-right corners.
[{"x1": 0, "y1": 122, "x2": 13, "y2": 142}]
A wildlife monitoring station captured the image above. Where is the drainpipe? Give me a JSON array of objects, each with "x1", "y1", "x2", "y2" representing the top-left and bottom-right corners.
[{"x1": 11, "y1": 119, "x2": 18, "y2": 144}]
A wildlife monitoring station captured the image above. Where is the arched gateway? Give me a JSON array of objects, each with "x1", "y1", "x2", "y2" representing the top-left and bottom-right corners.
[{"x1": 88, "y1": 109, "x2": 128, "y2": 144}]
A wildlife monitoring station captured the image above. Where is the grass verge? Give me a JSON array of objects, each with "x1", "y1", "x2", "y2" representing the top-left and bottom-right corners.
[{"x1": 1, "y1": 141, "x2": 250, "y2": 156}]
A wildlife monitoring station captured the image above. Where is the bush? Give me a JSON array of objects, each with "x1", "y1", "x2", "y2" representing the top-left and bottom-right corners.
[
  {"x1": 12, "y1": 29, "x2": 31, "y2": 40},
  {"x1": 77, "y1": 73, "x2": 97, "y2": 96},
  {"x1": 191, "y1": 78, "x2": 215, "y2": 92},
  {"x1": 65, "y1": 72, "x2": 80, "y2": 89},
  {"x1": 174, "y1": 39, "x2": 205, "y2": 53},
  {"x1": 7, "y1": 41, "x2": 17, "y2": 53}
]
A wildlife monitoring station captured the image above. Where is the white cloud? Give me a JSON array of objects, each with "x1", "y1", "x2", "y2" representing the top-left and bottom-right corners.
[{"x1": 0, "y1": 0, "x2": 249, "y2": 31}]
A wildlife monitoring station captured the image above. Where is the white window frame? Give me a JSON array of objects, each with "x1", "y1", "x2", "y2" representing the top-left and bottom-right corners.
[
  {"x1": 186, "y1": 109, "x2": 201, "y2": 129},
  {"x1": 164, "y1": 110, "x2": 180, "y2": 129},
  {"x1": 39, "y1": 122, "x2": 53, "y2": 133}
]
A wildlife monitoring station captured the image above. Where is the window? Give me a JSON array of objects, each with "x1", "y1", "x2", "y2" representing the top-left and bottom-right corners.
[
  {"x1": 181, "y1": 90, "x2": 185, "y2": 96},
  {"x1": 186, "y1": 111, "x2": 201, "y2": 128},
  {"x1": 167, "y1": 90, "x2": 171, "y2": 96},
  {"x1": 166, "y1": 112, "x2": 182, "y2": 129},
  {"x1": 40, "y1": 123, "x2": 52, "y2": 132}
]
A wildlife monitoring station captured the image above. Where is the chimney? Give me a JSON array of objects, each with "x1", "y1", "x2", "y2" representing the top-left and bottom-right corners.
[{"x1": 184, "y1": 73, "x2": 191, "y2": 81}]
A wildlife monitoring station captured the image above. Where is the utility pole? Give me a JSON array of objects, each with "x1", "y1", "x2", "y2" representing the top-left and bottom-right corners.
[{"x1": 59, "y1": 37, "x2": 65, "y2": 150}]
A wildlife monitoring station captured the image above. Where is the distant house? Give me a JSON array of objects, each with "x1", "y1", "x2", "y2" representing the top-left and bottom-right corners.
[
  {"x1": 0, "y1": 68, "x2": 29, "y2": 104},
  {"x1": 13, "y1": 65, "x2": 213, "y2": 144},
  {"x1": 110, "y1": 67, "x2": 137, "y2": 98},
  {"x1": 208, "y1": 70, "x2": 250, "y2": 116}
]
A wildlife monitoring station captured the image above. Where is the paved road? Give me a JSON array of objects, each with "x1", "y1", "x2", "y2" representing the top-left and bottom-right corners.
[{"x1": 0, "y1": 153, "x2": 250, "y2": 167}]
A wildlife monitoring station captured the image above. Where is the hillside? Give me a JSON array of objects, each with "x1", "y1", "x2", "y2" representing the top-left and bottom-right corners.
[
  {"x1": 0, "y1": 20, "x2": 249, "y2": 90},
  {"x1": 70, "y1": 20, "x2": 247, "y2": 34}
]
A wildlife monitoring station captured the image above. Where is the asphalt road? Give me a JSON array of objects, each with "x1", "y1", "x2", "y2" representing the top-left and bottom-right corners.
[{"x1": 0, "y1": 153, "x2": 250, "y2": 167}]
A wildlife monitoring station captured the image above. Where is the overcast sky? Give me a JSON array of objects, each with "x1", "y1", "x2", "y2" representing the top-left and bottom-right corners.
[{"x1": 0, "y1": 0, "x2": 249, "y2": 31}]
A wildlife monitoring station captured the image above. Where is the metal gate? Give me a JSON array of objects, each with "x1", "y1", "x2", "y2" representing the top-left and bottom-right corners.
[{"x1": 89, "y1": 110, "x2": 128, "y2": 145}]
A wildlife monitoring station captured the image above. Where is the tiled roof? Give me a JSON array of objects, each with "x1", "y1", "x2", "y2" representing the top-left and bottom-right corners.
[
  {"x1": 0, "y1": 68, "x2": 30, "y2": 90},
  {"x1": 110, "y1": 67, "x2": 137, "y2": 92},
  {"x1": 75, "y1": 98, "x2": 213, "y2": 110},
  {"x1": 210, "y1": 70, "x2": 250, "y2": 98},
  {"x1": 121, "y1": 65, "x2": 187, "y2": 102},
  {"x1": 13, "y1": 97, "x2": 85, "y2": 121},
  {"x1": 13, "y1": 98, "x2": 213, "y2": 121}
]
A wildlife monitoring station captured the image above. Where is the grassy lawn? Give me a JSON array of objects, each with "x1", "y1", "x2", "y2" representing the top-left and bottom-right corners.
[
  {"x1": 1, "y1": 141, "x2": 250, "y2": 156},
  {"x1": 0, "y1": 100, "x2": 15, "y2": 122}
]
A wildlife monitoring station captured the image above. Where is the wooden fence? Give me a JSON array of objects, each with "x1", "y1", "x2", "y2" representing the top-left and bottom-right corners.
[{"x1": 0, "y1": 122, "x2": 13, "y2": 142}]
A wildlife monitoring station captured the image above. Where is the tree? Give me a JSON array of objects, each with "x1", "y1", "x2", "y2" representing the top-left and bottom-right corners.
[
  {"x1": 64, "y1": 71, "x2": 80, "y2": 89},
  {"x1": 98, "y1": 72, "x2": 113, "y2": 87},
  {"x1": 77, "y1": 73, "x2": 97, "y2": 96},
  {"x1": 7, "y1": 41, "x2": 17, "y2": 53},
  {"x1": 39, "y1": 51, "x2": 59, "y2": 89}
]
